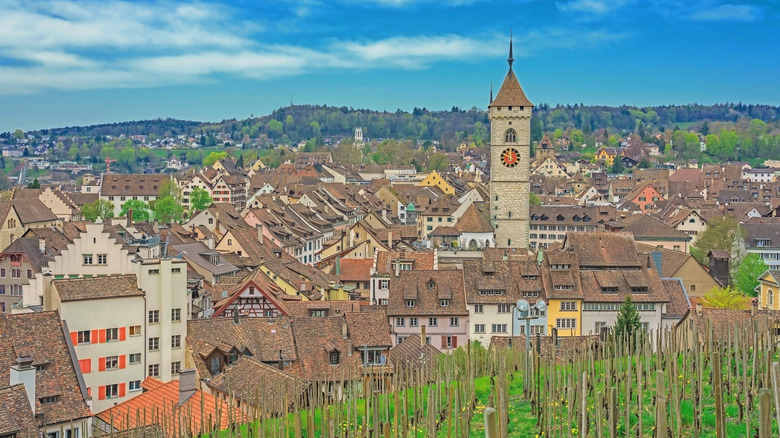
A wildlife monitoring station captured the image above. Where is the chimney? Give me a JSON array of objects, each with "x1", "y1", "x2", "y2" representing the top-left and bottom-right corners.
[
  {"x1": 178, "y1": 369, "x2": 197, "y2": 405},
  {"x1": 695, "y1": 302, "x2": 702, "y2": 316},
  {"x1": 256, "y1": 224, "x2": 264, "y2": 245},
  {"x1": 752, "y1": 299, "x2": 757, "y2": 316},
  {"x1": 126, "y1": 208, "x2": 133, "y2": 227},
  {"x1": 232, "y1": 309, "x2": 239, "y2": 324},
  {"x1": 387, "y1": 231, "x2": 393, "y2": 249},
  {"x1": 214, "y1": 211, "x2": 220, "y2": 231},
  {"x1": 394, "y1": 259, "x2": 400, "y2": 277},
  {"x1": 190, "y1": 224, "x2": 196, "y2": 238},
  {"x1": 38, "y1": 238, "x2": 45, "y2": 254},
  {"x1": 207, "y1": 237, "x2": 214, "y2": 250},
  {"x1": 651, "y1": 251, "x2": 663, "y2": 277},
  {"x1": 10, "y1": 356, "x2": 35, "y2": 412},
  {"x1": 278, "y1": 349, "x2": 284, "y2": 371},
  {"x1": 420, "y1": 325, "x2": 427, "y2": 346},
  {"x1": 342, "y1": 319, "x2": 348, "y2": 339}
]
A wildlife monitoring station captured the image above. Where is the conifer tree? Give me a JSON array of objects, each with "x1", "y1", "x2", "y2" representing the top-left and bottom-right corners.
[{"x1": 613, "y1": 295, "x2": 641, "y2": 342}]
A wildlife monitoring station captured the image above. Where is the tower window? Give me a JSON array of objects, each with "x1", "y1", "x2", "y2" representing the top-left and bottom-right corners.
[
  {"x1": 507, "y1": 239, "x2": 511, "y2": 246},
  {"x1": 505, "y1": 129, "x2": 516, "y2": 143}
]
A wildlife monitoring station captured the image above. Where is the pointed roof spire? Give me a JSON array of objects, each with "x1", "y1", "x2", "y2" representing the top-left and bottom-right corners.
[
  {"x1": 489, "y1": 81, "x2": 493, "y2": 104},
  {"x1": 507, "y1": 30, "x2": 514, "y2": 71}
]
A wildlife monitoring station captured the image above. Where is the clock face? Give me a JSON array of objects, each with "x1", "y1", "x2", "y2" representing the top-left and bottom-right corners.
[{"x1": 500, "y1": 147, "x2": 520, "y2": 168}]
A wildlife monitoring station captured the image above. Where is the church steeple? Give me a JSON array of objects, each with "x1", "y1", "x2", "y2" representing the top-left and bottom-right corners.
[
  {"x1": 507, "y1": 31, "x2": 514, "y2": 71},
  {"x1": 489, "y1": 82, "x2": 493, "y2": 104}
]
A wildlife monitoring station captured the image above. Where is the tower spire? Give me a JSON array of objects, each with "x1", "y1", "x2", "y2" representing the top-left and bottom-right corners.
[
  {"x1": 507, "y1": 30, "x2": 514, "y2": 71},
  {"x1": 490, "y1": 81, "x2": 493, "y2": 104}
]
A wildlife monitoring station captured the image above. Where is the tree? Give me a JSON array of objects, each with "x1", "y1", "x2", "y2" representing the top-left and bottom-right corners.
[
  {"x1": 202, "y1": 151, "x2": 228, "y2": 167},
  {"x1": 691, "y1": 217, "x2": 743, "y2": 264},
  {"x1": 701, "y1": 286, "x2": 750, "y2": 309},
  {"x1": 26, "y1": 178, "x2": 41, "y2": 189},
  {"x1": 119, "y1": 199, "x2": 151, "y2": 222},
  {"x1": 732, "y1": 253, "x2": 768, "y2": 297},
  {"x1": 13, "y1": 129, "x2": 24, "y2": 140},
  {"x1": 190, "y1": 187, "x2": 212, "y2": 211},
  {"x1": 611, "y1": 158, "x2": 624, "y2": 174},
  {"x1": 153, "y1": 196, "x2": 184, "y2": 224},
  {"x1": 529, "y1": 193, "x2": 541, "y2": 206},
  {"x1": 427, "y1": 153, "x2": 448, "y2": 172},
  {"x1": 701, "y1": 121, "x2": 710, "y2": 136},
  {"x1": 158, "y1": 179, "x2": 182, "y2": 201},
  {"x1": 613, "y1": 295, "x2": 642, "y2": 341},
  {"x1": 82, "y1": 199, "x2": 114, "y2": 222},
  {"x1": 637, "y1": 158, "x2": 651, "y2": 169}
]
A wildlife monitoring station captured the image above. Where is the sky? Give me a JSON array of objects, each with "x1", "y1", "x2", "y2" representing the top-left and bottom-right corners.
[{"x1": 0, "y1": 0, "x2": 779, "y2": 131}]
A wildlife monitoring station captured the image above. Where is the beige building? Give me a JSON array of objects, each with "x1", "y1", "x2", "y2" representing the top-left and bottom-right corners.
[
  {"x1": 0, "y1": 203, "x2": 28, "y2": 250},
  {"x1": 489, "y1": 38, "x2": 533, "y2": 249}
]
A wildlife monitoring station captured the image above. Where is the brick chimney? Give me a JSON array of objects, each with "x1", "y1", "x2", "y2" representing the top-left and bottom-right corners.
[
  {"x1": 708, "y1": 250, "x2": 730, "y2": 287},
  {"x1": 256, "y1": 224, "x2": 264, "y2": 245},
  {"x1": 126, "y1": 208, "x2": 133, "y2": 227},
  {"x1": 10, "y1": 356, "x2": 35, "y2": 412},
  {"x1": 178, "y1": 369, "x2": 197, "y2": 405}
]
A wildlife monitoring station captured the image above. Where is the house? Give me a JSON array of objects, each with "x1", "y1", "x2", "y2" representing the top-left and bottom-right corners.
[
  {"x1": 370, "y1": 250, "x2": 437, "y2": 305},
  {"x1": 0, "y1": 237, "x2": 48, "y2": 313},
  {"x1": 13, "y1": 187, "x2": 81, "y2": 221},
  {"x1": 211, "y1": 269, "x2": 291, "y2": 318},
  {"x1": 171, "y1": 241, "x2": 239, "y2": 285},
  {"x1": 0, "y1": 311, "x2": 92, "y2": 437},
  {"x1": 462, "y1": 259, "x2": 545, "y2": 346},
  {"x1": 387, "y1": 270, "x2": 468, "y2": 351},
  {"x1": 620, "y1": 214, "x2": 692, "y2": 253},
  {"x1": 100, "y1": 174, "x2": 169, "y2": 217},
  {"x1": 94, "y1": 372, "x2": 244, "y2": 436},
  {"x1": 418, "y1": 170, "x2": 455, "y2": 195},
  {"x1": 596, "y1": 147, "x2": 624, "y2": 166},
  {"x1": 388, "y1": 335, "x2": 442, "y2": 384},
  {"x1": 454, "y1": 203, "x2": 494, "y2": 249},
  {"x1": 334, "y1": 258, "x2": 374, "y2": 299},
  {"x1": 757, "y1": 270, "x2": 780, "y2": 310},
  {"x1": 625, "y1": 182, "x2": 664, "y2": 212},
  {"x1": 636, "y1": 244, "x2": 720, "y2": 297},
  {"x1": 743, "y1": 223, "x2": 780, "y2": 270},
  {"x1": 529, "y1": 205, "x2": 618, "y2": 250},
  {"x1": 534, "y1": 134, "x2": 555, "y2": 161}
]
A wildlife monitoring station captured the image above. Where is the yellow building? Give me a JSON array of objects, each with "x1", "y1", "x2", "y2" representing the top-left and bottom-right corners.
[
  {"x1": 418, "y1": 170, "x2": 455, "y2": 195},
  {"x1": 546, "y1": 298, "x2": 582, "y2": 336},
  {"x1": 758, "y1": 270, "x2": 780, "y2": 310},
  {"x1": 596, "y1": 147, "x2": 624, "y2": 166}
]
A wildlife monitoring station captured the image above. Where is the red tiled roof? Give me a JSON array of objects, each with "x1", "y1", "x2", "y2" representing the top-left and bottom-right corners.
[{"x1": 337, "y1": 258, "x2": 374, "y2": 282}]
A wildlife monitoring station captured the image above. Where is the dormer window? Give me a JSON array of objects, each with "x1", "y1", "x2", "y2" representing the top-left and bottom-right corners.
[
  {"x1": 406, "y1": 300, "x2": 416, "y2": 308},
  {"x1": 427, "y1": 280, "x2": 435, "y2": 290},
  {"x1": 210, "y1": 254, "x2": 220, "y2": 265},
  {"x1": 440, "y1": 299, "x2": 450, "y2": 307},
  {"x1": 550, "y1": 264, "x2": 570, "y2": 270},
  {"x1": 329, "y1": 351, "x2": 340, "y2": 365}
]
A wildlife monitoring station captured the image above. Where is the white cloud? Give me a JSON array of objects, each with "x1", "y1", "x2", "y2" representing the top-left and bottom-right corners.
[
  {"x1": 556, "y1": 0, "x2": 634, "y2": 16},
  {"x1": 687, "y1": 4, "x2": 762, "y2": 21}
]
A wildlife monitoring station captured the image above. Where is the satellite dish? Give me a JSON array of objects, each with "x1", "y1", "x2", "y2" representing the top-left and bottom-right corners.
[{"x1": 516, "y1": 299, "x2": 529, "y2": 313}]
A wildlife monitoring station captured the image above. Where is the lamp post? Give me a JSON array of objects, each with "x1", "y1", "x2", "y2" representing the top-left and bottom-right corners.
[{"x1": 516, "y1": 299, "x2": 547, "y2": 351}]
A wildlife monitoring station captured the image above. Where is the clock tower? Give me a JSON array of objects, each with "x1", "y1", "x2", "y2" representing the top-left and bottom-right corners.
[{"x1": 489, "y1": 36, "x2": 533, "y2": 249}]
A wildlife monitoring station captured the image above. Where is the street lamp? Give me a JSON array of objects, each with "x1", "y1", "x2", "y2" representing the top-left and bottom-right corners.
[{"x1": 516, "y1": 299, "x2": 547, "y2": 352}]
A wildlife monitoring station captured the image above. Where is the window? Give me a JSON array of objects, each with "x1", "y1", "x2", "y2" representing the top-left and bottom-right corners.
[
  {"x1": 409, "y1": 317, "x2": 418, "y2": 327},
  {"x1": 39, "y1": 395, "x2": 60, "y2": 405},
  {"x1": 172, "y1": 335, "x2": 181, "y2": 348},
  {"x1": 83, "y1": 254, "x2": 93, "y2": 265},
  {"x1": 0, "y1": 268, "x2": 4, "y2": 277},
  {"x1": 475, "y1": 324, "x2": 485, "y2": 333},
  {"x1": 497, "y1": 304, "x2": 512, "y2": 313},
  {"x1": 129, "y1": 325, "x2": 141, "y2": 336},
  {"x1": 505, "y1": 129, "x2": 516, "y2": 143},
  {"x1": 491, "y1": 324, "x2": 507, "y2": 333},
  {"x1": 396, "y1": 317, "x2": 405, "y2": 327},
  {"x1": 105, "y1": 356, "x2": 118, "y2": 370},
  {"x1": 406, "y1": 300, "x2": 416, "y2": 308},
  {"x1": 129, "y1": 380, "x2": 142, "y2": 392},
  {"x1": 97, "y1": 254, "x2": 107, "y2": 265},
  {"x1": 329, "y1": 351, "x2": 340, "y2": 365},
  {"x1": 450, "y1": 317, "x2": 459, "y2": 327},
  {"x1": 106, "y1": 384, "x2": 119, "y2": 399},
  {"x1": 148, "y1": 269, "x2": 159, "y2": 275},
  {"x1": 148, "y1": 337, "x2": 159, "y2": 351},
  {"x1": 474, "y1": 304, "x2": 484, "y2": 313},
  {"x1": 27, "y1": 269, "x2": 32, "y2": 279},
  {"x1": 769, "y1": 289, "x2": 775, "y2": 307},
  {"x1": 429, "y1": 317, "x2": 438, "y2": 327},
  {"x1": 171, "y1": 308, "x2": 181, "y2": 322},
  {"x1": 600, "y1": 287, "x2": 618, "y2": 294},
  {"x1": 129, "y1": 353, "x2": 141, "y2": 364},
  {"x1": 440, "y1": 299, "x2": 450, "y2": 307},
  {"x1": 171, "y1": 361, "x2": 181, "y2": 375},
  {"x1": 560, "y1": 301, "x2": 577, "y2": 311},
  {"x1": 106, "y1": 328, "x2": 118, "y2": 342},
  {"x1": 148, "y1": 310, "x2": 159, "y2": 323},
  {"x1": 444, "y1": 336, "x2": 456, "y2": 349},
  {"x1": 595, "y1": 322, "x2": 608, "y2": 333},
  {"x1": 148, "y1": 364, "x2": 159, "y2": 377},
  {"x1": 77, "y1": 330, "x2": 91, "y2": 345},
  {"x1": 379, "y1": 280, "x2": 389, "y2": 289},
  {"x1": 556, "y1": 318, "x2": 577, "y2": 329}
]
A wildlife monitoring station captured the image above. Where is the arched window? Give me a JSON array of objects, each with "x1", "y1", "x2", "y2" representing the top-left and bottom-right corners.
[
  {"x1": 769, "y1": 289, "x2": 774, "y2": 308},
  {"x1": 505, "y1": 129, "x2": 516, "y2": 143}
]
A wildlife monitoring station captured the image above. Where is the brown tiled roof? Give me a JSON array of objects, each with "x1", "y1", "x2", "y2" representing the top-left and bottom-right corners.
[
  {"x1": 285, "y1": 301, "x2": 363, "y2": 318},
  {"x1": 489, "y1": 69, "x2": 533, "y2": 108},
  {"x1": 374, "y1": 250, "x2": 436, "y2": 276},
  {"x1": 206, "y1": 356, "x2": 307, "y2": 414},
  {"x1": 622, "y1": 215, "x2": 693, "y2": 241},
  {"x1": 1, "y1": 237, "x2": 49, "y2": 272},
  {"x1": 387, "y1": 270, "x2": 467, "y2": 316},
  {"x1": 100, "y1": 174, "x2": 169, "y2": 196},
  {"x1": 67, "y1": 193, "x2": 99, "y2": 207},
  {"x1": 0, "y1": 384, "x2": 37, "y2": 437},
  {"x1": 187, "y1": 317, "x2": 298, "y2": 367},
  {"x1": 0, "y1": 311, "x2": 91, "y2": 426},
  {"x1": 337, "y1": 258, "x2": 373, "y2": 282},
  {"x1": 563, "y1": 232, "x2": 642, "y2": 268},
  {"x1": 455, "y1": 204, "x2": 493, "y2": 233},
  {"x1": 8, "y1": 199, "x2": 58, "y2": 224},
  {"x1": 52, "y1": 274, "x2": 143, "y2": 302},
  {"x1": 578, "y1": 267, "x2": 668, "y2": 304},
  {"x1": 290, "y1": 317, "x2": 362, "y2": 380},
  {"x1": 635, "y1": 244, "x2": 691, "y2": 277},
  {"x1": 462, "y1": 259, "x2": 544, "y2": 304},
  {"x1": 429, "y1": 226, "x2": 460, "y2": 237},
  {"x1": 12, "y1": 188, "x2": 43, "y2": 199},
  {"x1": 21, "y1": 226, "x2": 74, "y2": 256},
  {"x1": 662, "y1": 278, "x2": 690, "y2": 318},
  {"x1": 345, "y1": 311, "x2": 392, "y2": 348},
  {"x1": 95, "y1": 378, "x2": 244, "y2": 435},
  {"x1": 388, "y1": 334, "x2": 441, "y2": 382}
]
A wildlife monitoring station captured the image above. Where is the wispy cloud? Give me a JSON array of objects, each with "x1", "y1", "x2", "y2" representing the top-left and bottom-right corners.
[
  {"x1": 555, "y1": 0, "x2": 634, "y2": 17},
  {"x1": 686, "y1": 3, "x2": 762, "y2": 21},
  {"x1": 0, "y1": 0, "x2": 628, "y2": 95}
]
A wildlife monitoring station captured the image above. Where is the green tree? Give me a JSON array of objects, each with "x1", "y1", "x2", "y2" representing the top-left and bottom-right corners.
[
  {"x1": 202, "y1": 151, "x2": 228, "y2": 167},
  {"x1": 732, "y1": 253, "x2": 768, "y2": 297},
  {"x1": 190, "y1": 187, "x2": 213, "y2": 211},
  {"x1": 529, "y1": 193, "x2": 541, "y2": 206},
  {"x1": 119, "y1": 199, "x2": 151, "y2": 222},
  {"x1": 82, "y1": 199, "x2": 114, "y2": 222},
  {"x1": 613, "y1": 295, "x2": 642, "y2": 341},
  {"x1": 153, "y1": 196, "x2": 184, "y2": 224},
  {"x1": 691, "y1": 217, "x2": 743, "y2": 264},
  {"x1": 701, "y1": 286, "x2": 750, "y2": 309},
  {"x1": 637, "y1": 158, "x2": 651, "y2": 169},
  {"x1": 13, "y1": 129, "x2": 24, "y2": 140},
  {"x1": 158, "y1": 179, "x2": 182, "y2": 201},
  {"x1": 26, "y1": 178, "x2": 41, "y2": 189},
  {"x1": 427, "y1": 153, "x2": 448, "y2": 172},
  {"x1": 611, "y1": 158, "x2": 624, "y2": 174},
  {"x1": 701, "y1": 121, "x2": 710, "y2": 136}
]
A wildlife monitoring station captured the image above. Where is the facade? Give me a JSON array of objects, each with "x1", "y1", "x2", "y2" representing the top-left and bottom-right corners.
[
  {"x1": 0, "y1": 237, "x2": 46, "y2": 313},
  {"x1": 100, "y1": 174, "x2": 168, "y2": 217},
  {"x1": 743, "y1": 223, "x2": 780, "y2": 270},
  {"x1": 370, "y1": 250, "x2": 436, "y2": 305},
  {"x1": 489, "y1": 38, "x2": 533, "y2": 249}
]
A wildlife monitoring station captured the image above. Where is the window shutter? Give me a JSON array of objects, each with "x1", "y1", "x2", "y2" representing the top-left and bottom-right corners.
[
  {"x1": 98, "y1": 357, "x2": 106, "y2": 372},
  {"x1": 119, "y1": 383, "x2": 126, "y2": 398},
  {"x1": 99, "y1": 329, "x2": 106, "y2": 343},
  {"x1": 441, "y1": 335, "x2": 446, "y2": 347},
  {"x1": 119, "y1": 327, "x2": 126, "y2": 341},
  {"x1": 91, "y1": 330, "x2": 99, "y2": 344},
  {"x1": 452, "y1": 336, "x2": 458, "y2": 349},
  {"x1": 70, "y1": 332, "x2": 78, "y2": 346},
  {"x1": 119, "y1": 355, "x2": 126, "y2": 369},
  {"x1": 98, "y1": 386, "x2": 106, "y2": 400},
  {"x1": 79, "y1": 359, "x2": 91, "y2": 374}
]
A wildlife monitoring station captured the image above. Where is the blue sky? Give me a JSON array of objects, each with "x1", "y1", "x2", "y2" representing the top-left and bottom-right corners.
[{"x1": 0, "y1": 0, "x2": 778, "y2": 131}]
